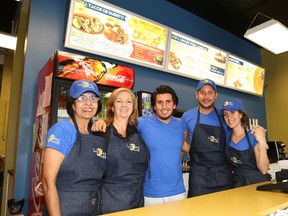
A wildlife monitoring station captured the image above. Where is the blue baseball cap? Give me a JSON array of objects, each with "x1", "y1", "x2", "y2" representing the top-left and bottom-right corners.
[
  {"x1": 222, "y1": 99, "x2": 243, "y2": 112},
  {"x1": 69, "y1": 80, "x2": 99, "y2": 98},
  {"x1": 196, "y1": 79, "x2": 217, "y2": 92}
]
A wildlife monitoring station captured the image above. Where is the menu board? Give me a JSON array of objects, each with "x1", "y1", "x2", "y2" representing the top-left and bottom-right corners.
[
  {"x1": 166, "y1": 30, "x2": 227, "y2": 85},
  {"x1": 65, "y1": 0, "x2": 169, "y2": 70},
  {"x1": 226, "y1": 54, "x2": 265, "y2": 96},
  {"x1": 64, "y1": 0, "x2": 266, "y2": 97}
]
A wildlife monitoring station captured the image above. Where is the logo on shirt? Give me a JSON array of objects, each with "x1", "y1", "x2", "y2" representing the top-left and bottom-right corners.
[
  {"x1": 47, "y1": 134, "x2": 61, "y2": 145},
  {"x1": 126, "y1": 143, "x2": 140, "y2": 152},
  {"x1": 230, "y1": 156, "x2": 242, "y2": 164},
  {"x1": 93, "y1": 148, "x2": 107, "y2": 159},
  {"x1": 208, "y1": 135, "x2": 219, "y2": 144}
]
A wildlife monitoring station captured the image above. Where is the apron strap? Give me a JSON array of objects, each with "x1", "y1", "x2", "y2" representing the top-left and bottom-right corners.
[
  {"x1": 244, "y1": 129, "x2": 253, "y2": 149},
  {"x1": 71, "y1": 116, "x2": 79, "y2": 132},
  {"x1": 71, "y1": 116, "x2": 82, "y2": 155}
]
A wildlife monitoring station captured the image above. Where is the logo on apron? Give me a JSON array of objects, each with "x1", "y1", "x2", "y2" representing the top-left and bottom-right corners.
[
  {"x1": 126, "y1": 143, "x2": 140, "y2": 152},
  {"x1": 207, "y1": 135, "x2": 219, "y2": 144},
  {"x1": 93, "y1": 148, "x2": 107, "y2": 159},
  {"x1": 230, "y1": 156, "x2": 243, "y2": 164}
]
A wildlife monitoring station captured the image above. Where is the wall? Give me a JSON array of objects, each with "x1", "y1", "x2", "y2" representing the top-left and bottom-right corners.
[
  {"x1": 15, "y1": 0, "x2": 266, "y2": 213},
  {"x1": 0, "y1": 55, "x2": 13, "y2": 155},
  {"x1": 262, "y1": 49, "x2": 288, "y2": 150},
  {"x1": 1, "y1": 0, "x2": 29, "y2": 215}
]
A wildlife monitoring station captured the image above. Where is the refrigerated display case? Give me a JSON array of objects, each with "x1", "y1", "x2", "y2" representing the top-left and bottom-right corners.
[
  {"x1": 136, "y1": 91, "x2": 185, "y2": 118},
  {"x1": 136, "y1": 91, "x2": 154, "y2": 117},
  {"x1": 28, "y1": 50, "x2": 134, "y2": 215}
]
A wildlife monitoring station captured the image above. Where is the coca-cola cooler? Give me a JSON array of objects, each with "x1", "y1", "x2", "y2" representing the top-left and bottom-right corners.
[{"x1": 27, "y1": 50, "x2": 134, "y2": 215}]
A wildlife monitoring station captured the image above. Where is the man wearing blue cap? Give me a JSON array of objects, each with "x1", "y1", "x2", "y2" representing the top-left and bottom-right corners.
[{"x1": 181, "y1": 78, "x2": 232, "y2": 197}]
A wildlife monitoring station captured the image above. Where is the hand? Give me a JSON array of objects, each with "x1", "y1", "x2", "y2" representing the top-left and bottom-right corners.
[
  {"x1": 251, "y1": 125, "x2": 268, "y2": 149},
  {"x1": 91, "y1": 119, "x2": 107, "y2": 132},
  {"x1": 34, "y1": 182, "x2": 44, "y2": 196}
]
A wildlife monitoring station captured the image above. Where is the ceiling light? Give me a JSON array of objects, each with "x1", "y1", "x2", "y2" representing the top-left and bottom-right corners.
[
  {"x1": 244, "y1": 14, "x2": 288, "y2": 55},
  {"x1": 0, "y1": 33, "x2": 17, "y2": 50}
]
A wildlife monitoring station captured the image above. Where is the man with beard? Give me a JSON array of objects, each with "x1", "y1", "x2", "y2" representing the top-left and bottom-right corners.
[
  {"x1": 181, "y1": 79, "x2": 232, "y2": 197},
  {"x1": 138, "y1": 85, "x2": 186, "y2": 206}
]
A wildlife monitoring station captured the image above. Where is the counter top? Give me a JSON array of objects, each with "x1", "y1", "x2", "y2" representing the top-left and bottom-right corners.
[{"x1": 102, "y1": 182, "x2": 288, "y2": 216}]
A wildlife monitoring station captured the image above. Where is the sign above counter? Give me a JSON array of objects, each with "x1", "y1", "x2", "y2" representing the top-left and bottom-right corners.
[
  {"x1": 64, "y1": 0, "x2": 169, "y2": 71},
  {"x1": 64, "y1": 0, "x2": 265, "y2": 97},
  {"x1": 166, "y1": 30, "x2": 227, "y2": 86},
  {"x1": 226, "y1": 54, "x2": 265, "y2": 96}
]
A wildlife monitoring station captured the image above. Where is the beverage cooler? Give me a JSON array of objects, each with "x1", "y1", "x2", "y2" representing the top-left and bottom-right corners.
[
  {"x1": 136, "y1": 91, "x2": 185, "y2": 118},
  {"x1": 136, "y1": 91, "x2": 153, "y2": 117},
  {"x1": 28, "y1": 50, "x2": 134, "y2": 215}
]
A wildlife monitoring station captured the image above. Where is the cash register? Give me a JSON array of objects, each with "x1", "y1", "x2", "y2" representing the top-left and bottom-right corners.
[{"x1": 257, "y1": 141, "x2": 288, "y2": 193}]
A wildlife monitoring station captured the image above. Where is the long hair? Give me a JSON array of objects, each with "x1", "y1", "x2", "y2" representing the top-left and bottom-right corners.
[
  {"x1": 238, "y1": 110, "x2": 249, "y2": 129},
  {"x1": 106, "y1": 88, "x2": 138, "y2": 126}
]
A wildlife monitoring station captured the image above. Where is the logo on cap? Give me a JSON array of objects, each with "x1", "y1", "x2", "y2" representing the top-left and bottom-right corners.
[
  {"x1": 223, "y1": 101, "x2": 233, "y2": 107},
  {"x1": 81, "y1": 81, "x2": 90, "y2": 88}
]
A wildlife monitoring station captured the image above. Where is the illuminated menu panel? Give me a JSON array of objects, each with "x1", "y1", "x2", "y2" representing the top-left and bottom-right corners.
[
  {"x1": 166, "y1": 30, "x2": 227, "y2": 85},
  {"x1": 64, "y1": 0, "x2": 266, "y2": 97},
  {"x1": 226, "y1": 54, "x2": 265, "y2": 96},
  {"x1": 65, "y1": 0, "x2": 169, "y2": 70}
]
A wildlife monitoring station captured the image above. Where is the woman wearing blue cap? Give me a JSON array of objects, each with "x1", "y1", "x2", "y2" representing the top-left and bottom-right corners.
[
  {"x1": 41, "y1": 80, "x2": 106, "y2": 215},
  {"x1": 222, "y1": 99, "x2": 271, "y2": 187}
]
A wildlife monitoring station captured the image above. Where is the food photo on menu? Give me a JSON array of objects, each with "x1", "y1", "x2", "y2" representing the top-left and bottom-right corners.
[
  {"x1": 226, "y1": 55, "x2": 265, "y2": 96},
  {"x1": 168, "y1": 51, "x2": 182, "y2": 70},
  {"x1": 65, "y1": 0, "x2": 168, "y2": 69},
  {"x1": 214, "y1": 52, "x2": 226, "y2": 64},
  {"x1": 72, "y1": 13, "x2": 105, "y2": 34},
  {"x1": 71, "y1": 12, "x2": 130, "y2": 45}
]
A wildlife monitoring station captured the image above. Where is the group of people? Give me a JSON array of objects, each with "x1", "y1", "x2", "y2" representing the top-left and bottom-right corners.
[
  {"x1": 35, "y1": 78, "x2": 271, "y2": 215},
  {"x1": 181, "y1": 79, "x2": 270, "y2": 197}
]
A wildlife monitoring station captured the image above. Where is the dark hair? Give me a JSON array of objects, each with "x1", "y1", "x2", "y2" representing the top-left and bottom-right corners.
[
  {"x1": 239, "y1": 110, "x2": 249, "y2": 128},
  {"x1": 151, "y1": 85, "x2": 179, "y2": 107},
  {"x1": 66, "y1": 96, "x2": 102, "y2": 117}
]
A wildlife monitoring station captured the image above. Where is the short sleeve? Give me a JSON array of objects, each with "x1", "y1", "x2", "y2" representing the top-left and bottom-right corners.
[{"x1": 45, "y1": 120, "x2": 76, "y2": 157}]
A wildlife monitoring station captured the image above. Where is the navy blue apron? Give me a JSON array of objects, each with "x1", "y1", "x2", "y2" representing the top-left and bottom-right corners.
[
  {"x1": 225, "y1": 129, "x2": 271, "y2": 188},
  {"x1": 43, "y1": 117, "x2": 107, "y2": 216},
  {"x1": 100, "y1": 125, "x2": 149, "y2": 214},
  {"x1": 188, "y1": 107, "x2": 232, "y2": 197}
]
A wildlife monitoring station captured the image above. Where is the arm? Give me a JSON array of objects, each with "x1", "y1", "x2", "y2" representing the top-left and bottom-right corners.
[
  {"x1": 91, "y1": 119, "x2": 107, "y2": 132},
  {"x1": 251, "y1": 126, "x2": 270, "y2": 174},
  {"x1": 182, "y1": 131, "x2": 190, "y2": 154},
  {"x1": 42, "y1": 148, "x2": 65, "y2": 216}
]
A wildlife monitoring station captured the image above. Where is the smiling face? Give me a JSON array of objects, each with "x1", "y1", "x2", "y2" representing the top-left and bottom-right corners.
[
  {"x1": 223, "y1": 110, "x2": 242, "y2": 129},
  {"x1": 73, "y1": 93, "x2": 98, "y2": 120},
  {"x1": 154, "y1": 93, "x2": 176, "y2": 124},
  {"x1": 195, "y1": 84, "x2": 217, "y2": 113},
  {"x1": 113, "y1": 90, "x2": 133, "y2": 120}
]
